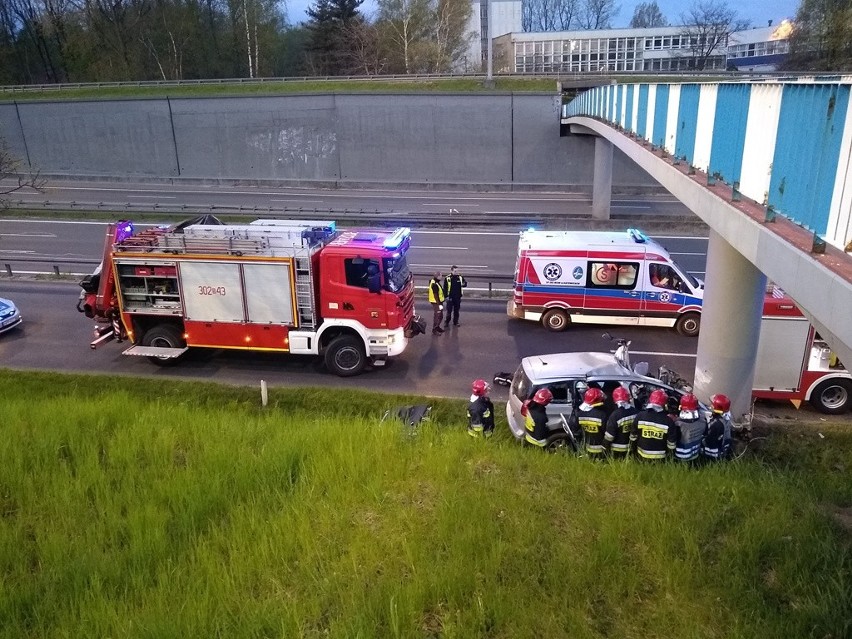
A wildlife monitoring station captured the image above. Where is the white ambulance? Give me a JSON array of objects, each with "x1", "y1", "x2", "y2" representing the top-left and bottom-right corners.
[{"x1": 507, "y1": 228, "x2": 705, "y2": 336}]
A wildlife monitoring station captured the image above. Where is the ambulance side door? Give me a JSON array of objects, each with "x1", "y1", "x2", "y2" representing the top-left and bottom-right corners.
[{"x1": 582, "y1": 258, "x2": 643, "y2": 320}]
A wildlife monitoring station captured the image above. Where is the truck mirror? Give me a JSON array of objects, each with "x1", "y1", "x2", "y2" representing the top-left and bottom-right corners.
[{"x1": 367, "y1": 274, "x2": 381, "y2": 294}]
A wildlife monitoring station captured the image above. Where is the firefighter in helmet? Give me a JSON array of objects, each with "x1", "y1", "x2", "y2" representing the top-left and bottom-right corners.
[
  {"x1": 604, "y1": 386, "x2": 637, "y2": 458},
  {"x1": 629, "y1": 389, "x2": 678, "y2": 461},
  {"x1": 673, "y1": 393, "x2": 708, "y2": 463},
  {"x1": 577, "y1": 387, "x2": 609, "y2": 458},
  {"x1": 467, "y1": 379, "x2": 495, "y2": 438},
  {"x1": 523, "y1": 387, "x2": 553, "y2": 448},
  {"x1": 702, "y1": 393, "x2": 732, "y2": 461}
]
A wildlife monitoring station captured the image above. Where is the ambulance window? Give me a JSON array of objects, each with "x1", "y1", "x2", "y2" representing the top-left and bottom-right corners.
[{"x1": 588, "y1": 261, "x2": 639, "y2": 289}]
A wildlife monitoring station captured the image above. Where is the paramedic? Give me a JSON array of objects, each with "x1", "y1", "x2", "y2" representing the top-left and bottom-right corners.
[
  {"x1": 467, "y1": 379, "x2": 495, "y2": 438},
  {"x1": 702, "y1": 394, "x2": 732, "y2": 461},
  {"x1": 443, "y1": 265, "x2": 467, "y2": 328},
  {"x1": 524, "y1": 388, "x2": 553, "y2": 448},
  {"x1": 629, "y1": 389, "x2": 677, "y2": 461},
  {"x1": 673, "y1": 394, "x2": 707, "y2": 463},
  {"x1": 577, "y1": 387, "x2": 609, "y2": 458},
  {"x1": 604, "y1": 386, "x2": 637, "y2": 458},
  {"x1": 428, "y1": 272, "x2": 445, "y2": 335}
]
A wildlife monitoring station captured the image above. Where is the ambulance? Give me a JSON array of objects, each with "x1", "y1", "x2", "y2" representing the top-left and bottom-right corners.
[{"x1": 507, "y1": 228, "x2": 705, "y2": 336}]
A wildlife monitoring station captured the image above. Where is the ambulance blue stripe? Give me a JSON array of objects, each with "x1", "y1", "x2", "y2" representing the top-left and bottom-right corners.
[
  {"x1": 768, "y1": 83, "x2": 849, "y2": 235},
  {"x1": 675, "y1": 84, "x2": 700, "y2": 163},
  {"x1": 522, "y1": 284, "x2": 701, "y2": 305},
  {"x1": 708, "y1": 84, "x2": 751, "y2": 185},
  {"x1": 653, "y1": 85, "x2": 670, "y2": 148},
  {"x1": 636, "y1": 84, "x2": 649, "y2": 138},
  {"x1": 625, "y1": 85, "x2": 635, "y2": 130}
]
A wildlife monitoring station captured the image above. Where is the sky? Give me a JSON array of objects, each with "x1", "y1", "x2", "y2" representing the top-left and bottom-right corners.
[{"x1": 285, "y1": 0, "x2": 800, "y2": 30}]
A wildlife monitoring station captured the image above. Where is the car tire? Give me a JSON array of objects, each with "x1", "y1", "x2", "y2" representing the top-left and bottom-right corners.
[
  {"x1": 324, "y1": 335, "x2": 367, "y2": 377},
  {"x1": 809, "y1": 378, "x2": 852, "y2": 414},
  {"x1": 142, "y1": 324, "x2": 185, "y2": 367},
  {"x1": 675, "y1": 312, "x2": 701, "y2": 337},
  {"x1": 545, "y1": 433, "x2": 573, "y2": 453},
  {"x1": 542, "y1": 309, "x2": 569, "y2": 332}
]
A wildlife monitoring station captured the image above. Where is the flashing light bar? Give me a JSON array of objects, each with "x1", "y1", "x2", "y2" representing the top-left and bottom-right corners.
[
  {"x1": 115, "y1": 221, "x2": 134, "y2": 243},
  {"x1": 383, "y1": 227, "x2": 410, "y2": 249},
  {"x1": 627, "y1": 228, "x2": 649, "y2": 243}
]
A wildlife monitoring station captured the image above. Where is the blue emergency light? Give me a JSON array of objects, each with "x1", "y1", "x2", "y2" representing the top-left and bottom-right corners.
[
  {"x1": 627, "y1": 228, "x2": 649, "y2": 243},
  {"x1": 383, "y1": 227, "x2": 410, "y2": 249}
]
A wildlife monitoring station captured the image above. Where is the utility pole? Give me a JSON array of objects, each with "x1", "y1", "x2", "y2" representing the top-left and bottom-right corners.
[{"x1": 485, "y1": 0, "x2": 494, "y2": 88}]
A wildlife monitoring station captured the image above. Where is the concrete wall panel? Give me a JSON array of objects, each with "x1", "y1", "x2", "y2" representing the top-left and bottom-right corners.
[
  {"x1": 0, "y1": 104, "x2": 28, "y2": 165},
  {"x1": 170, "y1": 95, "x2": 339, "y2": 180},
  {"x1": 16, "y1": 99, "x2": 177, "y2": 176}
]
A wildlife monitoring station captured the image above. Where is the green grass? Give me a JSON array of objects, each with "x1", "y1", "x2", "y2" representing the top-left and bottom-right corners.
[
  {"x1": 1, "y1": 370, "x2": 849, "y2": 638},
  {"x1": 1, "y1": 78, "x2": 558, "y2": 102}
]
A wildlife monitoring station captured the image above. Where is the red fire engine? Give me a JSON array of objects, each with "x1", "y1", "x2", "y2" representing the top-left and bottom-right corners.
[{"x1": 77, "y1": 217, "x2": 424, "y2": 376}]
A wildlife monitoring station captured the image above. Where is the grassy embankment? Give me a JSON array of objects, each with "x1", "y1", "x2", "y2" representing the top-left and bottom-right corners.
[{"x1": 1, "y1": 370, "x2": 850, "y2": 638}]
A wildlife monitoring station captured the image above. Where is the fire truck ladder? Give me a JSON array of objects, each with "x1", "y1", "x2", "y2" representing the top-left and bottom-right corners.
[{"x1": 293, "y1": 248, "x2": 316, "y2": 330}]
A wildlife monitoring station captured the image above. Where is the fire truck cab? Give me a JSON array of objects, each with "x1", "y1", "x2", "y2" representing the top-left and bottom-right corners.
[
  {"x1": 77, "y1": 218, "x2": 423, "y2": 377},
  {"x1": 508, "y1": 228, "x2": 705, "y2": 336}
]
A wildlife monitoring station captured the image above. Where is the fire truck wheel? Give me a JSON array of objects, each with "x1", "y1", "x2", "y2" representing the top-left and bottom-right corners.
[
  {"x1": 542, "y1": 309, "x2": 569, "y2": 332},
  {"x1": 675, "y1": 313, "x2": 701, "y2": 337},
  {"x1": 142, "y1": 324, "x2": 185, "y2": 367},
  {"x1": 324, "y1": 335, "x2": 367, "y2": 377},
  {"x1": 809, "y1": 378, "x2": 851, "y2": 414}
]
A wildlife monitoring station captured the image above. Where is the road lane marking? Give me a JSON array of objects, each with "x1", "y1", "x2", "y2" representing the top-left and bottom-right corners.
[
  {"x1": 269, "y1": 199, "x2": 322, "y2": 204},
  {"x1": 0, "y1": 233, "x2": 56, "y2": 237},
  {"x1": 411, "y1": 263, "x2": 489, "y2": 269},
  {"x1": 411, "y1": 246, "x2": 468, "y2": 250},
  {"x1": 627, "y1": 350, "x2": 697, "y2": 358},
  {"x1": 128, "y1": 195, "x2": 176, "y2": 199}
]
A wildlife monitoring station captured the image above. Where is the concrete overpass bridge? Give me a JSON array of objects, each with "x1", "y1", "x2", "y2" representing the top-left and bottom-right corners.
[{"x1": 562, "y1": 79, "x2": 852, "y2": 419}]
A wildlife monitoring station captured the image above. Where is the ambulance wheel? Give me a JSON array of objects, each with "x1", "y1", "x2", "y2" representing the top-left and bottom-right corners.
[
  {"x1": 142, "y1": 324, "x2": 185, "y2": 367},
  {"x1": 325, "y1": 335, "x2": 367, "y2": 377},
  {"x1": 809, "y1": 378, "x2": 851, "y2": 414},
  {"x1": 542, "y1": 309, "x2": 569, "y2": 332},
  {"x1": 675, "y1": 313, "x2": 701, "y2": 337}
]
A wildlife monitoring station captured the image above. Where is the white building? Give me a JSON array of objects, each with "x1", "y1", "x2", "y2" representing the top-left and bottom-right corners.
[
  {"x1": 463, "y1": 0, "x2": 523, "y2": 72},
  {"x1": 727, "y1": 21, "x2": 793, "y2": 72},
  {"x1": 494, "y1": 26, "x2": 728, "y2": 74}
]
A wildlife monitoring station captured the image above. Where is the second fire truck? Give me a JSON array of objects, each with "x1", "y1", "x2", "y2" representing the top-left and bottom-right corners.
[{"x1": 77, "y1": 217, "x2": 424, "y2": 376}]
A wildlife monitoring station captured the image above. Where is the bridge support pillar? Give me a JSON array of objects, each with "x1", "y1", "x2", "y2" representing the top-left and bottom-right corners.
[
  {"x1": 693, "y1": 230, "x2": 767, "y2": 423},
  {"x1": 592, "y1": 136, "x2": 613, "y2": 220}
]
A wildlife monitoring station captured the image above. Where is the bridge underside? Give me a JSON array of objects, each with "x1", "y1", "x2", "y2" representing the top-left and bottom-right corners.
[{"x1": 566, "y1": 116, "x2": 852, "y2": 417}]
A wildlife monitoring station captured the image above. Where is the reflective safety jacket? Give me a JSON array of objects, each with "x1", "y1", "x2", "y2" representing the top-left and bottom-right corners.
[
  {"x1": 524, "y1": 402, "x2": 549, "y2": 447},
  {"x1": 444, "y1": 273, "x2": 467, "y2": 299},
  {"x1": 674, "y1": 413, "x2": 707, "y2": 462},
  {"x1": 604, "y1": 405, "x2": 637, "y2": 454},
  {"x1": 428, "y1": 278, "x2": 445, "y2": 304},
  {"x1": 577, "y1": 404, "x2": 609, "y2": 455},
  {"x1": 630, "y1": 408, "x2": 677, "y2": 460},
  {"x1": 467, "y1": 396, "x2": 495, "y2": 438},
  {"x1": 702, "y1": 413, "x2": 731, "y2": 460}
]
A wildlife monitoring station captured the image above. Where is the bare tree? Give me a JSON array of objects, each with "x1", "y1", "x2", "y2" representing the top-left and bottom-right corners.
[
  {"x1": 0, "y1": 141, "x2": 42, "y2": 209},
  {"x1": 679, "y1": 0, "x2": 749, "y2": 70},
  {"x1": 578, "y1": 0, "x2": 619, "y2": 29},
  {"x1": 523, "y1": 0, "x2": 581, "y2": 31},
  {"x1": 630, "y1": 1, "x2": 667, "y2": 28},
  {"x1": 377, "y1": 0, "x2": 431, "y2": 73}
]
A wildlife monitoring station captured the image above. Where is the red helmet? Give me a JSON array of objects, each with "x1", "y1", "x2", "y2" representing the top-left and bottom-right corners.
[
  {"x1": 612, "y1": 386, "x2": 630, "y2": 404},
  {"x1": 679, "y1": 393, "x2": 699, "y2": 411},
  {"x1": 648, "y1": 389, "x2": 668, "y2": 409},
  {"x1": 533, "y1": 388, "x2": 553, "y2": 405},
  {"x1": 471, "y1": 379, "x2": 490, "y2": 396},
  {"x1": 711, "y1": 393, "x2": 731, "y2": 413},
  {"x1": 583, "y1": 387, "x2": 605, "y2": 406}
]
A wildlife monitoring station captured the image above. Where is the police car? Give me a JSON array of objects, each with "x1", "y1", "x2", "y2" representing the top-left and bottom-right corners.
[{"x1": 0, "y1": 297, "x2": 22, "y2": 335}]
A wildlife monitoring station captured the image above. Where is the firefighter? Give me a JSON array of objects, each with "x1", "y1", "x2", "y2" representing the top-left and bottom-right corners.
[
  {"x1": 428, "y1": 271, "x2": 445, "y2": 335},
  {"x1": 467, "y1": 379, "x2": 495, "y2": 438},
  {"x1": 702, "y1": 393, "x2": 733, "y2": 461},
  {"x1": 443, "y1": 265, "x2": 468, "y2": 328},
  {"x1": 577, "y1": 387, "x2": 609, "y2": 458},
  {"x1": 673, "y1": 393, "x2": 707, "y2": 463},
  {"x1": 604, "y1": 386, "x2": 636, "y2": 458},
  {"x1": 629, "y1": 389, "x2": 678, "y2": 461},
  {"x1": 523, "y1": 387, "x2": 553, "y2": 448}
]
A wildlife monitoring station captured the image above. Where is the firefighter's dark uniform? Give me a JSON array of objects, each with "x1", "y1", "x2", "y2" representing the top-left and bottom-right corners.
[
  {"x1": 702, "y1": 413, "x2": 731, "y2": 461},
  {"x1": 578, "y1": 404, "x2": 609, "y2": 457},
  {"x1": 604, "y1": 404, "x2": 637, "y2": 457},
  {"x1": 443, "y1": 271, "x2": 467, "y2": 327},
  {"x1": 629, "y1": 407, "x2": 677, "y2": 461},
  {"x1": 524, "y1": 402, "x2": 549, "y2": 447},
  {"x1": 674, "y1": 412, "x2": 708, "y2": 462},
  {"x1": 428, "y1": 276, "x2": 445, "y2": 335},
  {"x1": 467, "y1": 396, "x2": 495, "y2": 438}
]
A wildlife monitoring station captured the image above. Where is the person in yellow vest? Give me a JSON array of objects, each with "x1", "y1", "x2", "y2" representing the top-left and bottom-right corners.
[{"x1": 428, "y1": 272, "x2": 445, "y2": 335}]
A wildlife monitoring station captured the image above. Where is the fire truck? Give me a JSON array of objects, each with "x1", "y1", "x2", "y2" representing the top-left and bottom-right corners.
[
  {"x1": 753, "y1": 290, "x2": 851, "y2": 414},
  {"x1": 77, "y1": 217, "x2": 424, "y2": 376}
]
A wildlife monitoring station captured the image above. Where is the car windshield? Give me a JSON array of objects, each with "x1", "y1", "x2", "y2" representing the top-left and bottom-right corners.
[{"x1": 383, "y1": 254, "x2": 411, "y2": 293}]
